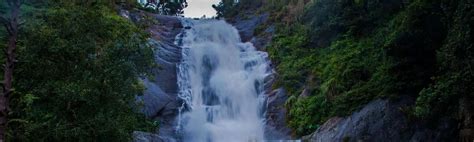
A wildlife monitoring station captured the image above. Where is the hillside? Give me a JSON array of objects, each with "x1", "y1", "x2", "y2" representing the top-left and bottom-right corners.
[{"x1": 218, "y1": 0, "x2": 473, "y2": 141}]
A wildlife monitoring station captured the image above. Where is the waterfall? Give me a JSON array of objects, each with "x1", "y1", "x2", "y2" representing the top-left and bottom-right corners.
[{"x1": 175, "y1": 19, "x2": 272, "y2": 142}]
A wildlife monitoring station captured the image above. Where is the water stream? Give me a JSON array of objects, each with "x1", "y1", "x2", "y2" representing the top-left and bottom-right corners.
[{"x1": 175, "y1": 19, "x2": 272, "y2": 142}]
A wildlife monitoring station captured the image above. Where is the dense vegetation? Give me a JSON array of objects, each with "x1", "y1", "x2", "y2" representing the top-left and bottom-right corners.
[
  {"x1": 0, "y1": 0, "x2": 471, "y2": 140},
  {"x1": 139, "y1": 0, "x2": 188, "y2": 16},
  {"x1": 217, "y1": 0, "x2": 474, "y2": 137},
  {"x1": 0, "y1": 1, "x2": 165, "y2": 141}
]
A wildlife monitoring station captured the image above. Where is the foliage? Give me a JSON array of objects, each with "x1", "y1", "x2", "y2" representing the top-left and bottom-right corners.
[
  {"x1": 303, "y1": 0, "x2": 403, "y2": 47},
  {"x1": 266, "y1": 0, "x2": 404, "y2": 136},
  {"x1": 269, "y1": 24, "x2": 396, "y2": 135},
  {"x1": 267, "y1": 24, "x2": 312, "y2": 94},
  {"x1": 212, "y1": 0, "x2": 264, "y2": 18},
  {"x1": 6, "y1": 2, "x2": 156, "y2": 141},
  {"x1": 213, "y1": 0, "x2": 306, "y2": 22},
  {"x1": 162, "y1": 0, "x2": 188, "y2": 15},
  {"x1": 414, "y1": 0, "x2": 474, "y2": 118},
  {"x1": 138, "y1": 0, "x2": 188, "y2": 16},
  {"x1": 265, "y1": 0, "x2": 474, "y2": 137},
  {"x1": 212, "y1": 0, "x2": 238, "y2": 18},
  {"x1": 286, "y1": 95, "x2": 331, "y2": 135}
]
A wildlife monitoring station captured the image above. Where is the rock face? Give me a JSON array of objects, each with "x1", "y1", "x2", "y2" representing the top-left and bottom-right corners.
[
  {"x1": 143, "y1": 15, "x2": 183, "y2": 139},
  {"x1": 303, "y1": 96, "x2": 458, "y2": 142},
  {"x1": 122, "y1": 9, "x2": 183, "y2": 141},
  {"x1": 133, "y1": 131, "x2": 166, "y2": 142},
  {"x1": 229, "y1": 13, "x2": 293, "y2": 140},
  {"x1": 133, "y1": 131, "x2": 180, "y2": 142},
  {"x1": 126, "y1": 8, "x2": 285, "y2": 141},
  {"x1": 230, "y1": 13, "x2": 269, "y2": 42},
  {"x1": 229, "y1": 12, "x2": 290, "y2": 139},
  {"x1": 264, "y1": 88, "x2": 292, "y2": 140},
  {"x1": 228, "y1": 12, "x2": 275, "y2": 49}
]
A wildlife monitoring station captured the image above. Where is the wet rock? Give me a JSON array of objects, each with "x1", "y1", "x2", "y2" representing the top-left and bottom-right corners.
[
  {"x1": 250, "y1": 25, "x2": 275, "y2": 50},
  {"x1": 230, "y1": 13, "x2": 269, "y2": 42},
  {"x1": 149, "y1": 40, "x2": 181, "y2": 94},
  {"x1": 305, "y1": 96, "x2": 457, "y2": 142},
  {"x1": 227, "y1": 12, "x2": 275, "y2": 50},
  {"x1": 228, "y1": 12, "x2": 285, "y2": 140},
  {"x1": 137, "y1": 79, "x2": 173, "y2": 118},
  {"x1": 133, "y1": 131, "x2": 177, "y2": 142},
  {"x1": 263, "y1": 74, "x2": 275, "y2": 94},
  {"x1": 133, "y1": 131, "x2": 165, "y2": 142},
  {"x1": 298, "y1": 87, "x2": 311, "y2": 99},
  {"x1": 264, "y1": 88, "x2": 292, "y2": 140},
  {"x1": 124, "y1": 9, "x2": 183, "y2": 141}
]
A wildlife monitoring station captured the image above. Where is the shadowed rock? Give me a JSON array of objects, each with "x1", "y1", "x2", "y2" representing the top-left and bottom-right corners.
[
  {"x1": 122, "y1": 9, "x2": 184, "y2": 141},
  {"x1": 230, "y1": 13, "x2": 269, "y2": 43},
  {"x1": 133, "y1": 131, "x2": 177, "y2": 142},
  {"x1": 264, "y1": 88, "x2": 292, "y2": 140},
  {"x1": 303, "y1": 96, "x2": 457, "y2": 142},
  {"x1": 229, "y1": 13, "x2": 289, "y2": 140}
]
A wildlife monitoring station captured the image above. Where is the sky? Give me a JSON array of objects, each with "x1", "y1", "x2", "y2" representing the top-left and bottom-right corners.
[{"x1": 183, "y1": 0, "x2": 221, "y2": 18}]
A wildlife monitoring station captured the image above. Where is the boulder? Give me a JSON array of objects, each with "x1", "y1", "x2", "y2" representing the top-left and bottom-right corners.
[
  {"x1": 304, "y1": 96, "x2": 458, "y2": 142},
  {"x1": 230, "y1": 13, "x2": 269, "y2": 42}
]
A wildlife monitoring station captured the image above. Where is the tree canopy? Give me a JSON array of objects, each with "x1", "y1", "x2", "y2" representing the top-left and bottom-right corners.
[
  {"x1": 3, "y1": 1, "x2": 157, "y2": 141},
  {"x1": 141, "y1": 0, "x2": 188, "y2": 16}
]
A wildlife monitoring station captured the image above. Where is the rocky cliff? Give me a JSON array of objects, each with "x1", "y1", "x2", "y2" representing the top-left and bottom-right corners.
[
  {"x1": 121, "y1": 9, "x2": 184, "y2": 142},
  {"x1": 223, "y1": 0, "x2": 472, "y2": 141},
  {"x1": 227, "y1": 12, "x2": 293, "y2": 140},
  {"x1": 228, "y1": 12, "x2": 458, "y2": 142},
  {"x1": 302, "y1": 96, "x2": 457, "y2": 142}
]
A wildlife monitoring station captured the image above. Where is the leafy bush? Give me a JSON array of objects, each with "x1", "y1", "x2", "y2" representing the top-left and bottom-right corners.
[
  {"x1": 266, "y1": 0, "x2": 474, "y2": 137},
  {"x1": 414, "y1": 0, "x2": 474, "y2": 118},
  {"x1": 287, "y1": 95, "x2": 331, "y2": 135},
  {"x1": 7, "y1": 2, "x2": 156, "y2": 141},
  {"x1": 268, "y1": 22, "x2": 397, "y2": 136}
]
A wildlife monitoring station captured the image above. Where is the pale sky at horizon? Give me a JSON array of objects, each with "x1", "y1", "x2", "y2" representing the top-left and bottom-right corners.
[{"x1": 183, "y1": 0, "x2": 221, "y2": 18}]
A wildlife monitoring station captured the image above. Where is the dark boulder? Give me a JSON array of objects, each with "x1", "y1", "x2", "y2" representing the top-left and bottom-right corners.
[
  {"x1": 303, "y1": 96, "x2": 458, "y2": 142},
  {"x1": 230, "y1": 13, "x2": 269, "y2": 43},
  {"x1": 264, "y1": 88, "x2": 292, "y2": 140}
]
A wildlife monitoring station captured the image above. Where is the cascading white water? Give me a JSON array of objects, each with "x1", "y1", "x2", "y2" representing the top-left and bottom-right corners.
[{"x1": 176, "y1": 19, "x2": 272, "y2": 142}]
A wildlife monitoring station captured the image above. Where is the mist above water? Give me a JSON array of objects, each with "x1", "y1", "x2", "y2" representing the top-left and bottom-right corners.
[{"x1": 176, "y1": 19, "x2": 272, "y2": 142}]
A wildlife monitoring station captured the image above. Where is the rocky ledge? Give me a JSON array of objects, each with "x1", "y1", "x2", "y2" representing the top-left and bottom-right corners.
[
  {"x1": 121, "y1": 9, "x2": 183, "y2": 142},
  {"x1": 302, "y1": 96, "x2": 458, "y2": 142}
]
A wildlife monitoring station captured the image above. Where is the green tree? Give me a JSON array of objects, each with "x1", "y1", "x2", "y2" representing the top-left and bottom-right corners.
[
  {"x1": 6, "y1": 1, "x2": 156, "y2": 141},
  {"x1": 142, "y1": 0, "x2": 188, "y2": 16},
  {"x1": 212, "y1": 0, "x2": 237, "y2": 18}
]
